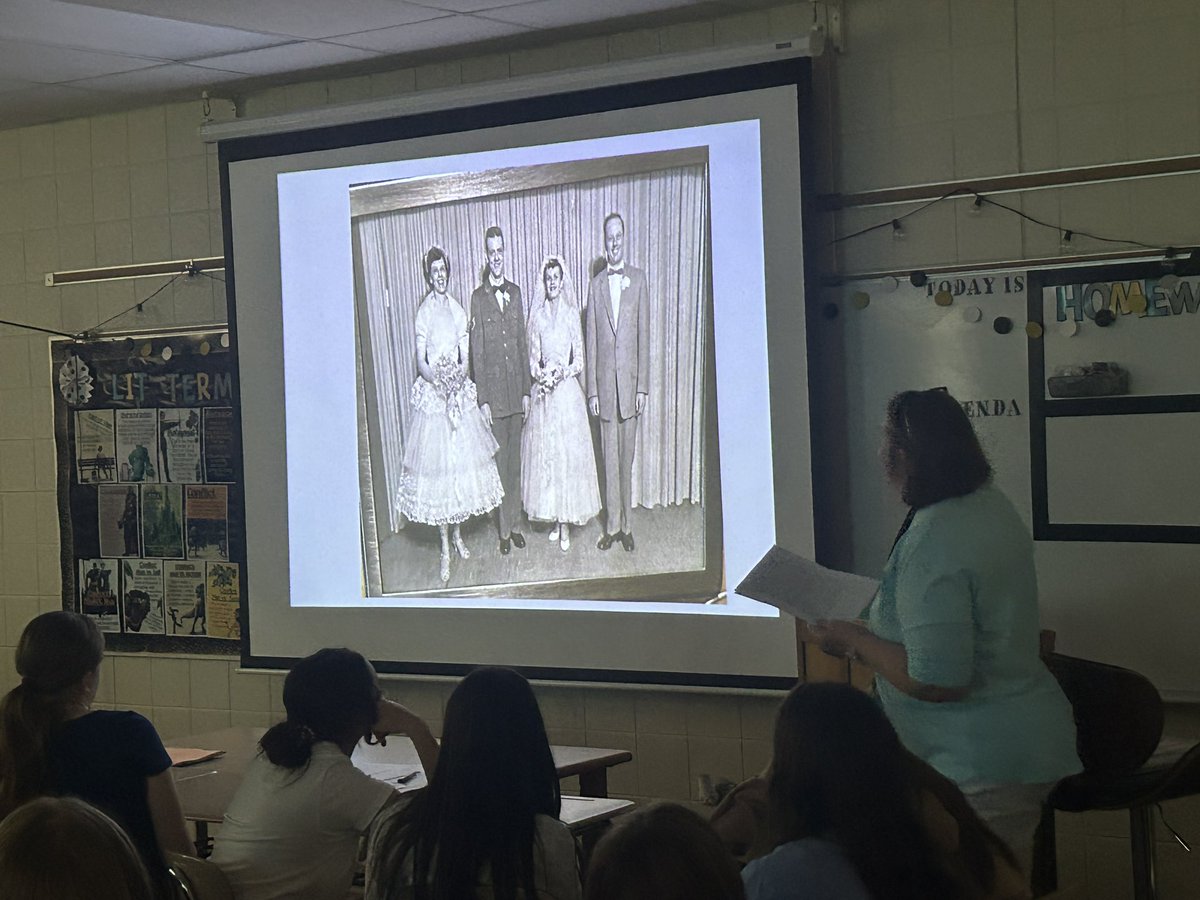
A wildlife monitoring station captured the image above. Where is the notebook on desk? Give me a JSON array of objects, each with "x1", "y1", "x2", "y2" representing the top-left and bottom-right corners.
[{"x1": 167, "y1": 747, "x2": 226, "y2": 767}]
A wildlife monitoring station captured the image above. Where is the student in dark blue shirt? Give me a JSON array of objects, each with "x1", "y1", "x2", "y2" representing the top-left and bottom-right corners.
[{"x1": 0, "y1": 612, "x2": 191, "y2": 895}]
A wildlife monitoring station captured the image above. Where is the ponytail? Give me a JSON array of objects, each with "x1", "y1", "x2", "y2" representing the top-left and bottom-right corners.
[
  {"x1": 259, "y1": 720, "x2": 319, "y2": 769},
  {"x1": 258, "y1": 649, "x2": 379, "y2": 771},
  {"x1": 0, "y1": 613, "x2": 104, "y2": 819}
]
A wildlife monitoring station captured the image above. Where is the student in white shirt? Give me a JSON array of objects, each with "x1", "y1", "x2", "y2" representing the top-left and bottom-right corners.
[
  {"x1": 211, "y1": 648, "x2": 437, "y2": 900},
  {"x1": 366, "y1": 667, "x2": 581, "y2": 900}
]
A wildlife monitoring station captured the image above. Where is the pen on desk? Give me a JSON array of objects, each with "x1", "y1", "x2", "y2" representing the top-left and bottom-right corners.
[
  {"x1": 395, "y1": 771, "x2": 420, "y2": 785},
  {"x1": 176, "y1": 769, "x2": 219, "y2": 782}
]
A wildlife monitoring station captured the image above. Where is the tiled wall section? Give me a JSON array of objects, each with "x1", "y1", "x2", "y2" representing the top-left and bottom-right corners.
[
  {"x1": 3, "y1": 2, "x2": 1200, "y2": 898},
  {"x1": 74, "y1": 655, "x2": 779, "y2": 805}
]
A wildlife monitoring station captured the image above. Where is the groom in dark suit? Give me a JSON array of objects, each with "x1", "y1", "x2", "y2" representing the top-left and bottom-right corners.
[
  {"x1": 586, "y1": 212, "x2": 650, "y2": 552},
  {"x1": 470, "y1": 226, "x2": 530, "y2": 555}
]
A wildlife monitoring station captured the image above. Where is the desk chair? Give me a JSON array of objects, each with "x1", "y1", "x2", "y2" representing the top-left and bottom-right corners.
[
  {"x1": 167, "y1": 851, "x2": 234, "y2": 900},
  {"x1": 1033, "y1": 653, "x2": 1200, "y2": 900}
]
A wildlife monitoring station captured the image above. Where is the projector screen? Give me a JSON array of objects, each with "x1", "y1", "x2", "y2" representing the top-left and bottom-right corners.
[{"x1": 222, "y1": 59, "x2": 814, "y2": 687}]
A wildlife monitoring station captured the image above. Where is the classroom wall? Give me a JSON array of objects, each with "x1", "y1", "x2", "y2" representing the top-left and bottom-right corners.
[{"x1": 2, "y1": 2, "x2": 1199, "y2": 898}]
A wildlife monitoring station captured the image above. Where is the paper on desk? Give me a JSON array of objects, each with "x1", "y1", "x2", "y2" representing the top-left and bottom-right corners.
[
  {"x1": 735, "y1": 545, "x2": 879, "y2": 622},
  {"x1": 167, "y1": 747, "x2": 225, "y2": 767},
  {"x1": 354, "y1": 761, "x2": 425, "y2": 790}
]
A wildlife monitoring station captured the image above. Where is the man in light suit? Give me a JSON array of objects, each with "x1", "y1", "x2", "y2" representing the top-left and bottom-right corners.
[
  {"x1": 470, "y1": 226, "x2": 530, "y2": 555},
  {"x1": 586, "y1": 212, "x2": 649, "y2": 552}
]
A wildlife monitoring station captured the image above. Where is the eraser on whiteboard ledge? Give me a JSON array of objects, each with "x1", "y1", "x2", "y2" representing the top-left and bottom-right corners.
[{"x1": 1047, "y1": 362, "x2": 1129, "y2": 398}]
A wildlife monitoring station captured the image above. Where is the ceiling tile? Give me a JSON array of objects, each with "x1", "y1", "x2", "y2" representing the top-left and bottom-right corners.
[
  {"x1": 327, "y1": 14, "x2": 531, "y2": 53},
  {"x1": 408, "y1": 0, "x2": 548, "y2": 11},
  {"x1": 3, "y1": 0, "x2": 289, "y2": 59},
  {"x1": 479, "y1": 0, "x2": 694, "y2": 29},
  {"x1": 64, "y1": 0, "x2": 450, "y2": 40},
  {"x1": 0, "y1": 38, "x2": 162, "y2": 83},
  {"x1": 188, "y1": 41, "x2": 382, "y2": 76},
  {"x1": 70, "y1": 63, "x2": 248, "y2": 96}
]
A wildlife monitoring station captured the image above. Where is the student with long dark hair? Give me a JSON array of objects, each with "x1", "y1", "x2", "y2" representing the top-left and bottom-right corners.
[
  {"x1": 212, "y1": 648, "x2": 438, "y2": 900},
  {"x1": 366, "y1": 666, "x2": 580, "y2": 900},
  {"x1": 0, "y1": 796, "x2": 157, "y2": 900},
  {"x1": 743, "y1": 683, "x2": 1028, "y2": 900},
  {"x1": 0, "y1": 611, "x2": 190, "y2": 895},
  {"x1": 809, "y1": 388, "x2": 1079, "y2": 874},
  {"x1": 585, "y1": 802, "x2": 744, "y2": 900}
]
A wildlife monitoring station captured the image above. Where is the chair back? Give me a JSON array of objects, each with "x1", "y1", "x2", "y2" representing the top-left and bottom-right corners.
[
  {"x1": 166, "y1": 852, "x2": 234, "y2": 900},
  {"x1": 1045, "y1": 653, "x2": 1163, "y2": 777}
]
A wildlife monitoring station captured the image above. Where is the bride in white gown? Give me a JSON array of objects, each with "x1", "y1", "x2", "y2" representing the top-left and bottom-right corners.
[{"x1": 520, "y1": 256, "x2": 601, "y2": 551}]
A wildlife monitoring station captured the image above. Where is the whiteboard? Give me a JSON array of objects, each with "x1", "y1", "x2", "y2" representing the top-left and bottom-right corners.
[
  {"x1": 1046, "y1": 413, "x2": 1200, "y2": 526},
  {"x1": 820, "y1": 271, "x2": 1200, "y2": 700}
]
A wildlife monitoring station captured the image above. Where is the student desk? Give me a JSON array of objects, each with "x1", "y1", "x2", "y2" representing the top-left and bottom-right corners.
[{"x1": 170, "y1": 726, "x2": 633, "y2": 854}]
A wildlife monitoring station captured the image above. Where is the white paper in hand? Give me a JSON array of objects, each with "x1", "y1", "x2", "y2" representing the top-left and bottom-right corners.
[{"x1": 735, "y1": 545, "x2": 879, "y2": 622}]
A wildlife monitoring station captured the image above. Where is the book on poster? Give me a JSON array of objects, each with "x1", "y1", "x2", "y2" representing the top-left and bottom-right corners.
[
  {"x1": 206, "y1": 562, "x2": 241, "y2": 639},
  {"x1": 164, "y1": 560, "x2": 207, "y2": 636},
  {"x1": 121, "y1": 559, "x2": 166, "y2": 635},
  {"x1": 75, "y1": 409, "x2": 116, "y2": 484},
  {"x1": 79, "y1": 558, "x2": 121, "y2": 632},
  {"x1": 185, "y1": 485, "x2": 229, "y2": 561},
  {"x1": 159, "y1": 408, "x2": 202, "y2": 483},
  {"x1": 115, "y1": 409, "x2": 160, "y2": 483},
  {"x1": 98, "y1": 484, "x2": 141, "y2": 558}
]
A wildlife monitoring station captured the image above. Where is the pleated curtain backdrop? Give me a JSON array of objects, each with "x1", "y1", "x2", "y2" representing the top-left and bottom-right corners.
[{"x1": 353, "y1": 164, "x2": 709, "y2": 533}]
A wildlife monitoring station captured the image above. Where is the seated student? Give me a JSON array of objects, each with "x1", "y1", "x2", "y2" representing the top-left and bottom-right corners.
[
  {"x1": 584, "y1": 802, "x2": 745, "y2": 900},
  {"x1": 0, "y1": 611, "x2": 190, "y2": 897},
  {"x1": 366, "y1": 666, "x2": 580, "y2": 900},
  {"x1": 0, "y1": 795, "x2": 156, "y2": 900},
  {"x1": 212, "y1": 647, "x2": 438, "y2": 900},
  {"x1": 742, "y1": 683, "x2": 1030, "y2": 900}
]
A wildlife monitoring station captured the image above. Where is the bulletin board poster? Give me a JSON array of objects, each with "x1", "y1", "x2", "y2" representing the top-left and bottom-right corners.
[{"x1": 51, "y1": 332, "x2": 244, "y2": 651}]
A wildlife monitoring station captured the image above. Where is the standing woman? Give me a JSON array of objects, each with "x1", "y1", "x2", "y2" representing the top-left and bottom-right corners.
[
  {"x1": 397, "y1": 246, "x2": 505, "y2": 583},
  {"x1": 366, "y1": 667, "x2": 580, "y2": 900},
  {"x1": 522, "y1": 255, "x2": 602, "y2": 551},
  {"x1": 810, "y1": 388, "x2": 1080, "y2": 875},
  {"x1": 0, "y1": 611, "x2": 191, "y2": 895}
]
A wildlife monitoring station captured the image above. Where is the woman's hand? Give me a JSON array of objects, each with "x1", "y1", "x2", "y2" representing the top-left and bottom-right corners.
[{"x1": 807, "y1": 620, "x2": 870, "y2": 661}]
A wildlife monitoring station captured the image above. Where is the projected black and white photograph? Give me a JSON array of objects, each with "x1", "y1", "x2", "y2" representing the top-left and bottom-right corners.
[{"x1": 350, "y1": 148, "x2": 721, "y2": 598}]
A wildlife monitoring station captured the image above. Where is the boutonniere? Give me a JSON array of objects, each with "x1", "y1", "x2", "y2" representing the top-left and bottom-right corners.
[
  {"x1": 495, "y1": 288, "x2": 510, "y2": 305},
  {"x1": 620, "y1": 275, "x2": 630, "y2": 291}
]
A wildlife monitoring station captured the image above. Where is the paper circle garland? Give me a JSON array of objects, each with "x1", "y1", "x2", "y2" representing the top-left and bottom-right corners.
[{"x1": 993, "y1": 316, "x2": 1013, "y2": 334}]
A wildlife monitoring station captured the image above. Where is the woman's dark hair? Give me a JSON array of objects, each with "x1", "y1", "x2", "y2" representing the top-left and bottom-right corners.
[
  {"x1": 883, "y1": 388, "x2": 992, "y2": 508},
  {"x1": 584, "y1": 802, "x2": 745, "y2": 900},
  {"x1": 259, "y1": 648, "x2": 380, "y2": 769},
  {"x1": 373, "y1": 667, "x2": 560, "y2": 900},
  {"x1": 423, "y1": 246, "x2": 450, "y2": 284},
  {"x1": 767, "y1": 682, "x2": 975, "y2": 900},
  {"x1": 0, "y1": 612, "x2": 104, "y2": 818},
  {"x1": 0, "y1": 796, "x2": 154, "y2": 900}
]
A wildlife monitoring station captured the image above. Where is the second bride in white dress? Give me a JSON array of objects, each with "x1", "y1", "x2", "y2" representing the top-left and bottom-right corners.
[{"x1": 521, "y1": 256, "x2": 601, "y2": 551}]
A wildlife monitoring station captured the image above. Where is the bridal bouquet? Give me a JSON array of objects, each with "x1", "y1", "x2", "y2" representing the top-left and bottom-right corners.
[
  {"x1": 432, "y1": 357, "x2": 467, "y2": 428},
  {"x1": 532, "y1": 364, "x2": 563, "y2": 401}
]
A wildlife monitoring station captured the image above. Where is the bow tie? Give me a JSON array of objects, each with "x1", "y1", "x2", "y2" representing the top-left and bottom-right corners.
[{"x1": 607, "y1": 266, "x2": 625, "y2": 276}]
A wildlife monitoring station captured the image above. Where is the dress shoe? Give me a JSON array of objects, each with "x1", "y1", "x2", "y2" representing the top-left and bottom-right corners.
[
  {"x1": 597, "y1": 532, "x2": 616, "y2": 551},
  {"x1": 499, "y1": 537, "x2": 511, "y2": 555},
  {"x1": 619, "y1": 531, "x2": 635, "y2": 552},
  {"x1": 510, "y1": 531, "x2": 526, "y2": 549}
]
